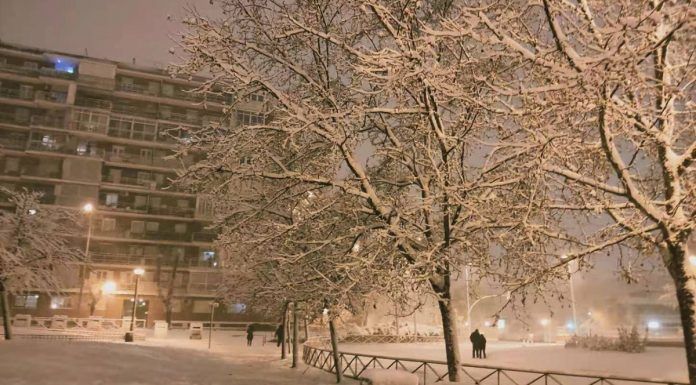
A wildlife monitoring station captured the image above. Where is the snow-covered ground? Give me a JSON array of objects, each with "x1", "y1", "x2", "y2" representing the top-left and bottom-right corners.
[
  {"x1": 0, "y1": 330, "x2": 355, "y2": 385},
  {"x1": 341, "y1": 341, "x2": 688, "y2": 383}
]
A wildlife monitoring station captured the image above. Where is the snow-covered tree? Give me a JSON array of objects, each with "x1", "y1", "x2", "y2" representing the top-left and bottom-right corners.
[
  {"x1": 171, "y1": 0, "x2": 556, "y2": 380},
  {"x1": 0, "y1": 188, "x2": 84, "y2": 339},
  {"x1": 424, "y1": 1, "x2": 695, "y2": 380}
]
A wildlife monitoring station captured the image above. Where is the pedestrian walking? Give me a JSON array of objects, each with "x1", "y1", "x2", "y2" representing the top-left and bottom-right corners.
[
  {"x1": 469, "y1": 329, "x2": 481, "y2": 358},
  {"x1": 246, "y1": 323, "x2": 255, "y2": 346},
  {"x1": 275, "y1": 323, "x2": 284, "y2": 347}
]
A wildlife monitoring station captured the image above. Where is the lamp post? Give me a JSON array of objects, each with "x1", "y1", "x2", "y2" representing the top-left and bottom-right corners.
[
  {"x1": 466, "y1": 291, "x2": 510, "y2": 336},
  {"x1": 125, "y1": 267, "x2": 144, "y2": 342},
  {"x1": 77, "y1": 202, "x2": 94, "y2": 316},
  {"x1": 208, "y1": 301, "x2": 219, "y2": 349},
  {"x1": 561, "y1": 255, "x2": 578, "y2": 333}
]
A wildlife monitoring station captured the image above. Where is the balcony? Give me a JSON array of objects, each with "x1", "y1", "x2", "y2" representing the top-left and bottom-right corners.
[
  {"x1": 159, "y1": 111, "x2": 201, "y2": 125},
  {"x1": 0, "y1": 87, "x2": 34, "y2": 101},
  {"x1": 20, "y1": 167, "x2": 61, "y2": 179},
  {"x1": 102, "y1": 175, "x2": 162, "y2": 190},
  {"x1": 117, "y1": 82, "x2": 159, "y2": 96},
  {"x1": 27, "y1": 140, "x2": 103, "y2": 158},
  {"x1": 0, "y1": 135, "x2": 27, "y2": 150},
  {"x1": 0, "y1": 62, "x2": 76, "y2": 80},
  {"x1": 75, "y1": 97, "x2": 112, "y2": 110},
  {"x1": 103, "y1": 152, "x2": 179, "y2": 169},
  {"x1": 112, "y1": 104, "x2": 159, "y2": 120},
  {"x1": 31, "y1": 114, "x2": 67, "y2": 129},
  {"x1": 192, "y1": 232, "x2": 216, "y2": 243},
  {"x1": 90, "y1": 252, "x2": 218, "y2": 268},
  {"x1": 34, "y1": 90, "x2": 68, "y2": 104},
  {"x1": 0, "y1": 111, "x2": 29, "y2": 126},
  {"x1": 100, "y1": 202, "x2": 195, "y2": 218}
]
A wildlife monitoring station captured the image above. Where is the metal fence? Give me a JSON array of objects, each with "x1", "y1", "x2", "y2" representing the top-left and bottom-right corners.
[{"x1": 302, "y1": 343, "x2": 688, "y2": 385}]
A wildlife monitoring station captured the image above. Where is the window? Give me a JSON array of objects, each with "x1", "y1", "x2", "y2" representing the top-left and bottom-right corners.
[
  {"x1": 23, "y1": 61, "x2": 39, "y2": 69},
  {"x1": 171, "y1": 299, "x2": 182, "y2": 313},
  {"x1": 162, "y1": 84, "x2": 174, "y2": 97},
  {"x1": 14, "y1": 294, "x2": 38, "y2": 309},
  {"x1": 139, "y1": 148, "x2": 152, "y2": 160},
  {"x1": 150, "y1": 196, "x2": 161, "y2": 208},
  {"x1": 129, "y1": 245, "x2": 145, "y2": 256},
  {"x1": 111, "y1": 146, "x2": 125, "y2": 158},
  {"x1": 54, "y1": 59, "x2": 75, "y2": 74},
  {"x1": 19, "y1": 85, "x2": 33, "y2": 99},
  {"x1": 131, "y1": 220, "x2": 145, "y2": 234},
  {"x1": 4, "y1": 157, "x2": 20, "y2": 173},
  {"x1": 249, "y1": 93, "x2": 264, "y2": 102},
  {"x1": 236, "y1": 111, "x2": 264, "y2": 125},
  {"x1": 50, "y1": 296, "x2": 73, "y2": 309},
  {"x1": 160, "y1": 105, "x2": 172, "y2": 119},
  {"x1": 186, "y1": 109, "x2": 198, "y2": 123},
  {"x1": 15, "y1": 108, "x2": 30, "y2": 123},
  {"x1": 134, "y1": 195, "x2": 147, "y2": 209},
  {"x1": 102, "y1": 218, "x2": 116, "y2": 231},
  {"x1": 176, "y1": 199, "x2": 189, "y2": 208},
  {"x1": 137, "y1": 171, "x2": 151, "y2": 182},
  {"x1": 174, "y1": 223, "x2": 187, "y2": 234},
  {"x1": 105, "y1": 193, "x2": 119, "y2": 207},
  {"x1": 90, "y1": 270, "x2": 110, "y2": 281},
  {"x1": 145, "y1": 221, "x2": 159, "y2": 232},
  {"x1": 192, "y1": 300, "x2": 212, "y2": 313},
  {"x1": 239, "y1": 156, "x2": 252, "y2": 166}
]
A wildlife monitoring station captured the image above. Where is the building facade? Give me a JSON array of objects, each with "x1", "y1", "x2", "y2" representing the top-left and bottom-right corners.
[{"x1": 0, "y1": 42, "x2": 264, "y2": 325}]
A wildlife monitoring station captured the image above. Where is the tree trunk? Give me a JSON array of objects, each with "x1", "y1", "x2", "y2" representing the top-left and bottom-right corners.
[
  {"x1": 0, "y1": 281, "x2": 11, "y2": 340},
  {"x1": 304, "y1": 316, "x2": 309, "y2": 341},
  {"x1": 281, "y1": 301, "x2": 289, "y2": 359},
  {"x1": 666, "y1": 243, "x2": 696, "y2": 383},
  {"x1": 89, "y1": 300, "x2": 97, "y2": 316},
  {"x1": 329, "y1": 318, "x2": 342, "y2": 383},
  {"x1": 433, "y1": 280, "x2": 461, "y2": 382},
  {"x1": 292, "y1": 302, "x2": 299, "y2": 368}
]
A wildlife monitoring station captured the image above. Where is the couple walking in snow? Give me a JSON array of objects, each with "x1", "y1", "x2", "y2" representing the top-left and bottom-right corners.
[{"x1": 469, "y1": 329, "x2": 487, "y2": 359}]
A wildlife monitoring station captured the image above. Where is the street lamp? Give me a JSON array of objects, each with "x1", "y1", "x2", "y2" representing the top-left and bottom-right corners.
[
  {"x1": 102, "y1": 281, "x2": 116, "y2": 294},
  {"x1": 77, "y1": 202, "x2": 95, "y2": 316},
  {"x1": 125, "y1": 267, "x2": 145, "y2": 342},
  {"x1": 208, "y1": 301, "x2": 220, "y2": 349},
  {"x1": 561, "y1": 255, "x2": 578, "y2": 334}
]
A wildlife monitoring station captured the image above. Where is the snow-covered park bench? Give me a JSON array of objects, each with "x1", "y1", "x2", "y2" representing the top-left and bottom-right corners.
[{"x1": 359, "y1": 369, "x2": 418, "y2": 385}]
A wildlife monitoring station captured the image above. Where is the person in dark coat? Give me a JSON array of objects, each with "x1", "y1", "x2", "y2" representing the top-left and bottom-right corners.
[
  {"x1": 479, "y1": 333, "x2": 487, "y2": 359},
  {"x1": 246, "y1": 324, "x2": 255, "y2": 346},
  {"x1": 275, "y1": 323, "x2": 284, "y2": 347},
  {"x1": 469, "y1": 329, "x2": 481, "y2": 358}
]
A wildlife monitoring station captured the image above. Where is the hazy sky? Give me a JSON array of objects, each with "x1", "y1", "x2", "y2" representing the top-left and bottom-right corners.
[{"x1": 0, "y1": 0, "x2": 216, "y2": 68}]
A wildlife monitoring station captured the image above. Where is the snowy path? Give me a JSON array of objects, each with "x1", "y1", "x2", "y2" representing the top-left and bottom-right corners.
[
  {"x1": 340, "y1": 341, "x2": 688, "y2": 383},
  {"x1": 0, "y1": 331, "x2": 355, "y2": 385}
]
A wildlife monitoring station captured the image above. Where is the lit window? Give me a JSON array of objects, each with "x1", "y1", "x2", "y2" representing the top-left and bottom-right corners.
[
  {"x1": 14, "y1": 294, "x2": 39, "y2": 309},
  {"x1": 54, "y1": 58, "x2": 75, "y2": 74},
  {"x1": 50, "y1": 296, "x2": 73, "y2": 309}
]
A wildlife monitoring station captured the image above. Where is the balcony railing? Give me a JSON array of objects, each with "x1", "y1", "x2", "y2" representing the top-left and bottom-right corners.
[
  {"x1": 0, "y1": 87, "x2": 33, "y2": 100},
  {"x1": 31, "y1": 115, "x2": 67, "y2": 129},
  {"x1": 112, "y1": 104, "x2": 159, "y2": 120},
  {"x1": 0, "y1": 136, "x2": 27, "y2": 150},
  {"x1": 20, "y1": 167, "x2": 61, "y2": 179},
  {"x1": 27, "y1": 141, "x2": 104, "y2": 158},
  {"x1": 102, "y1": 175, "x2": 162, "y2": 189},
  {"x1": 117, "y1": 82, "x2": 159, "y2": 96},
  {"x1": 0, "y1": 111, "x2": 29, "y2": 126},
  {"x1": 100, "y1": 203, "x2": 195, "y2": 218},
  {"x1": 103, "y1": 152, "x2": 178, "y2": 169},
  {"x1": 192, "y1": 232, "x2": 216, "y2": 243},
  {"x1": 75, "y1": 97, "x2": 112, "y2": 110},
  {"x1": 90, "y1": 252, "x2": 218, "y2": 268},
  {"x1": 0, "y1": 62, "x2": 76, "y2": 80},
  {"x1": 34, "y1": 90, "x2": 68, "y2": 104}
]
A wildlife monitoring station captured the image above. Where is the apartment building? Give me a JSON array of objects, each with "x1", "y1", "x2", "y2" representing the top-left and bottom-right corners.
[{"x1": 0, "y1": 41, "x2": 265, "y2": 325}]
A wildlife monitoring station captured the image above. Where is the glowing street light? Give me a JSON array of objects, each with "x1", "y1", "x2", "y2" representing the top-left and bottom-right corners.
[
  {"x1": 540, "y1": 318, "x2": 550, "y2": 327},
  {"x1": 101, "y1": 281, "x2": 117, "y2": 294},
  {"x1": 77, "y1": 202, "x2": 96, "y2": 315},
  {"x1": 28, "y1": 209, "x2": 37, "y2": 215},
  {"x1": 82, "y1": 203, "x2": 94, "y2": 213},
  {"x1": 647, "y1": 320, "x2": 661, "y2": 330},
  {"x1": 689, "y1": 255, "x2": 696, "y2": 267},
  {"x1": 125, "y1": 267, "x2": 145, "y2": 342}
]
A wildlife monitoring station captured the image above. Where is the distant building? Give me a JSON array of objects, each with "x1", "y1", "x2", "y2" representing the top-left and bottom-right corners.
[{"x1": 0, "y1": 41, "x2": 265, "y2": 325}]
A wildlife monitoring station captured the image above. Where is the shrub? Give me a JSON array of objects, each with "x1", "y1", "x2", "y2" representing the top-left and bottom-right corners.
[{"x1": 565, "y1": 326, "x2": 646, "y2": 353}]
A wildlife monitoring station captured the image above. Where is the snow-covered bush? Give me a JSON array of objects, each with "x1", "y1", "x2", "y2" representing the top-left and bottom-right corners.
[{"x1": 565, "y1": 326, "x2": 646, "y2": 353}]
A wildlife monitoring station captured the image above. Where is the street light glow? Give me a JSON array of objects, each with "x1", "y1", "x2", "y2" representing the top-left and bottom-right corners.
[
  {"x1": 540, "y1": 318, "x2": 550, "y2": 326},
  {"x1": 82, "y1": 203, "x2": 94, "y2": 213},
  {"x1": 647, "y1": 320, "x2": 661, "y2": 330},
  {"x1": 133, "y1": 267, "x2": 145, "y2": 276},
  {"x1": 28, "y1": 209, "x2": 37, "y2": 215},
  {"x1": 689, "y1": 255, "x2": 696, "y2": 267},
  {"x1": 102, "y1": 281, "x2": 117, "y2": 294}
]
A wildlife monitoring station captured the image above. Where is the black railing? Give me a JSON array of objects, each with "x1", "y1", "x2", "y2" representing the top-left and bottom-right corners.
[{"x1": 302, "y1": 343, "x2": 688, "y2": 385}]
